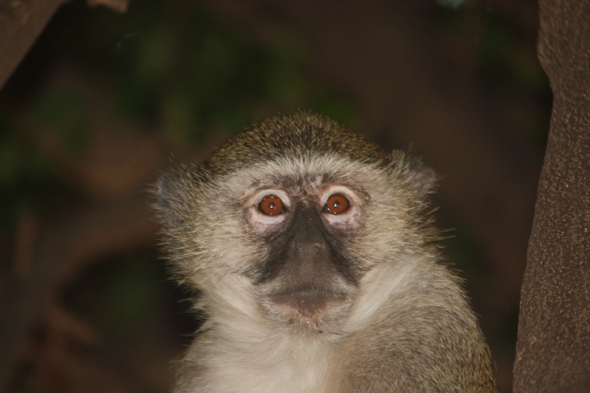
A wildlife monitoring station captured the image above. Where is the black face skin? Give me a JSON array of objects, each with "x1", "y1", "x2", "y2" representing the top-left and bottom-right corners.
[{"x1": 249, "y1": 201, "x2": 360, "y2": 318}]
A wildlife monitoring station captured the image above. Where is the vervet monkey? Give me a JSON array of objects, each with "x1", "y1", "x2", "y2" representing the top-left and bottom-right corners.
[{"x1": 154, "y1": 112, "x2": 497, "y2": 393}]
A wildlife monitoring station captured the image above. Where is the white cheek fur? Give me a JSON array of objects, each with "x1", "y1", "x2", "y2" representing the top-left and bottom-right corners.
[
  {"x1": 247, "y1": 207, "x2": 289, "y2": 233},
  {"x1": 323, "y1": 209, "x2": 362, "y2": 230}
]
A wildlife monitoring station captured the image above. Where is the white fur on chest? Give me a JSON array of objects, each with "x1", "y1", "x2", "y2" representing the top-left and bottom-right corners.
[{"x1": 201, "y1": 330, "x2": 337, "y2": 393}]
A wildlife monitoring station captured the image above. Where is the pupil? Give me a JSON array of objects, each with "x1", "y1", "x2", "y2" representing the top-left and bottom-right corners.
[
  {"x1": 269, "y1": 202, "x2": 275, "y2": 209},
  {"x1": 333, "y1": 201, "x2": 340, "y2": 207}
]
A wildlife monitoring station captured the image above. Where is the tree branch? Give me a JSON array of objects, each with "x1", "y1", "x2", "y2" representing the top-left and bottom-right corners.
[{"x1": 0, "y1": 0, "x2": 69, "y2": 89}]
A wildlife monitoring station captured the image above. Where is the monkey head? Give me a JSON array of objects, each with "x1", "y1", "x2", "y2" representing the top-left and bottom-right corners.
[{"x1": 154, "y1": 112, "x2": 437, "y2": 334}]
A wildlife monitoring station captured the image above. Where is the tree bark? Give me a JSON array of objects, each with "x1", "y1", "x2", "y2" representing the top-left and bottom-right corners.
[
  {"x1": 513, "y1": 0, "x2": 590, "y2": 391},
  {"x1": 0, "y1": 0, "x2": 70, "y2": 89}
]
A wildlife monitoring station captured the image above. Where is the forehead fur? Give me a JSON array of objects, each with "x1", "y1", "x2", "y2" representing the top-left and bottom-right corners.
[
  {"x1": 204, "y1": 112, "x2": 386, "y2": 175},
  {"x1": 216, "y1": 154, "x2": 389, "y2": 199}
]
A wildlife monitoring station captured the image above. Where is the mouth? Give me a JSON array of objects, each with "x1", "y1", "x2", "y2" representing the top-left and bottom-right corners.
[{"x1": 269, "y1": 287, "x2": 349, "y2": 323}]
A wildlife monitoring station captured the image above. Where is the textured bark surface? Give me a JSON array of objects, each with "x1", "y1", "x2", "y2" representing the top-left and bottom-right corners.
[{"x1": 513, "y1": 0, "x2": 590, "y2": 391}]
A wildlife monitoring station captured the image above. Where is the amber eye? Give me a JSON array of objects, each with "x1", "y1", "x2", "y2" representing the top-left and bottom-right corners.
[
  {"x1": 324, "y1": 194, "x2": 349, "y2": 214},
  {"x1": 258, "y1": 196, "x2": 284, "y2": 215}
]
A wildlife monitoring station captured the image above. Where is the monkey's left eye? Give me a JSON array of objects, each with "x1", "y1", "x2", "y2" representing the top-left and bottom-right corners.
[
  {"x1": 324, "y1": 194, "x2": 350, "y2": 214},
  {"x1": 258, "y1": 196, "x2": 285, "y2": 215}
]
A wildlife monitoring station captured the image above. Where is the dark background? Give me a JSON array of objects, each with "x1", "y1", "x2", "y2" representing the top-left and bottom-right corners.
[{"x1": 0, "y1": 1, "x2": 550, "y2": 392}]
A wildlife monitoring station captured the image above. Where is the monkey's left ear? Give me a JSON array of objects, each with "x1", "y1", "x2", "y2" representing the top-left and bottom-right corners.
[{"x1": 387, "y1": 150, "x2": 437, "y2": 201}]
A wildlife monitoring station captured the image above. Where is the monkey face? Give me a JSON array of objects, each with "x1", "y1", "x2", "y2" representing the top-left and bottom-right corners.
[
  {"x1": 242, "y1": 182, "x2": 366, "y2": 328},
  {"x1": 176, "y1": 152, "x2": 427, "y2": 333},
  {"x1": 155, "y1": 114, "x2": 436, "y2": 335}
]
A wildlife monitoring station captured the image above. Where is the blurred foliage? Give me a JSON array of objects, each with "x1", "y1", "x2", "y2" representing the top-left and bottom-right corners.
[
  {"x1": 63, "y1": 248, "x2": 190, "y2": 347},
  {"x1": 434, "y1": 1, "x2": 551, "y2": 151}
]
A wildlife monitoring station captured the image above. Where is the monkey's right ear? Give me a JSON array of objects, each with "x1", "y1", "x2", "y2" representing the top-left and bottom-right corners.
[
  {"x1": 152, "y1": 163, "x2": 206, "y2": 227},
  {"x1": 387, "y1": 150, "x2": 437, "y2": 202}
]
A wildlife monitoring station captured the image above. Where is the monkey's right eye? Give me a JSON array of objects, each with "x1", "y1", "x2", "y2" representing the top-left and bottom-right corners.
[{"x1": 258, "y1": 196, "x2": 284, "y2": 215}]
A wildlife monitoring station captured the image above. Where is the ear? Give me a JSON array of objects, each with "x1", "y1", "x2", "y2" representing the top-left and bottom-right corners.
[
  {"x1": 387, "y1": 150, "x2": 437, "y2": 201},
  {"x1": 152, "y1": 162, "x2": 207, "y2": 228}
]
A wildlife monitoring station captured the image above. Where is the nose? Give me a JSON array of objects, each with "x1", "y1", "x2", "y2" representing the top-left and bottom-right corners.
[{"x1": 292, "y1": 238, "x2": 325, "y2": 259}]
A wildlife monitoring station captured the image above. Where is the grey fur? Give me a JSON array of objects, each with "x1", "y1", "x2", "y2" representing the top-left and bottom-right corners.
[{"x1": 154, "y1": 112, "x2": 497, "y2": 393}]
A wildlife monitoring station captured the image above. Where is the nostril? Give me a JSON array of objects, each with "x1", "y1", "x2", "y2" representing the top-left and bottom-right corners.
[
  {"x1": 312, "y1": 242, "x2": 324, "y2": 253},
  {"x1": 291, "y1": 241, "x2": 325, "y2": 256}
]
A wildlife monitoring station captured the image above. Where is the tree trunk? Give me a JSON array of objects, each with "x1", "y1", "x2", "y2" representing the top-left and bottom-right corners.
[{"x1": 513, "y1": 0, "x2": 590, "y2": 391}]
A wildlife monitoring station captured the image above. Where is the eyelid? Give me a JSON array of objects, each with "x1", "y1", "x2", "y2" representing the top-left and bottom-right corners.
[
  {"x1": 319, "y1": 186, "x2": 358, "y2": 207},
  {"x1": 246, "y1": 188, "x2": 291, "y2": 210}
]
